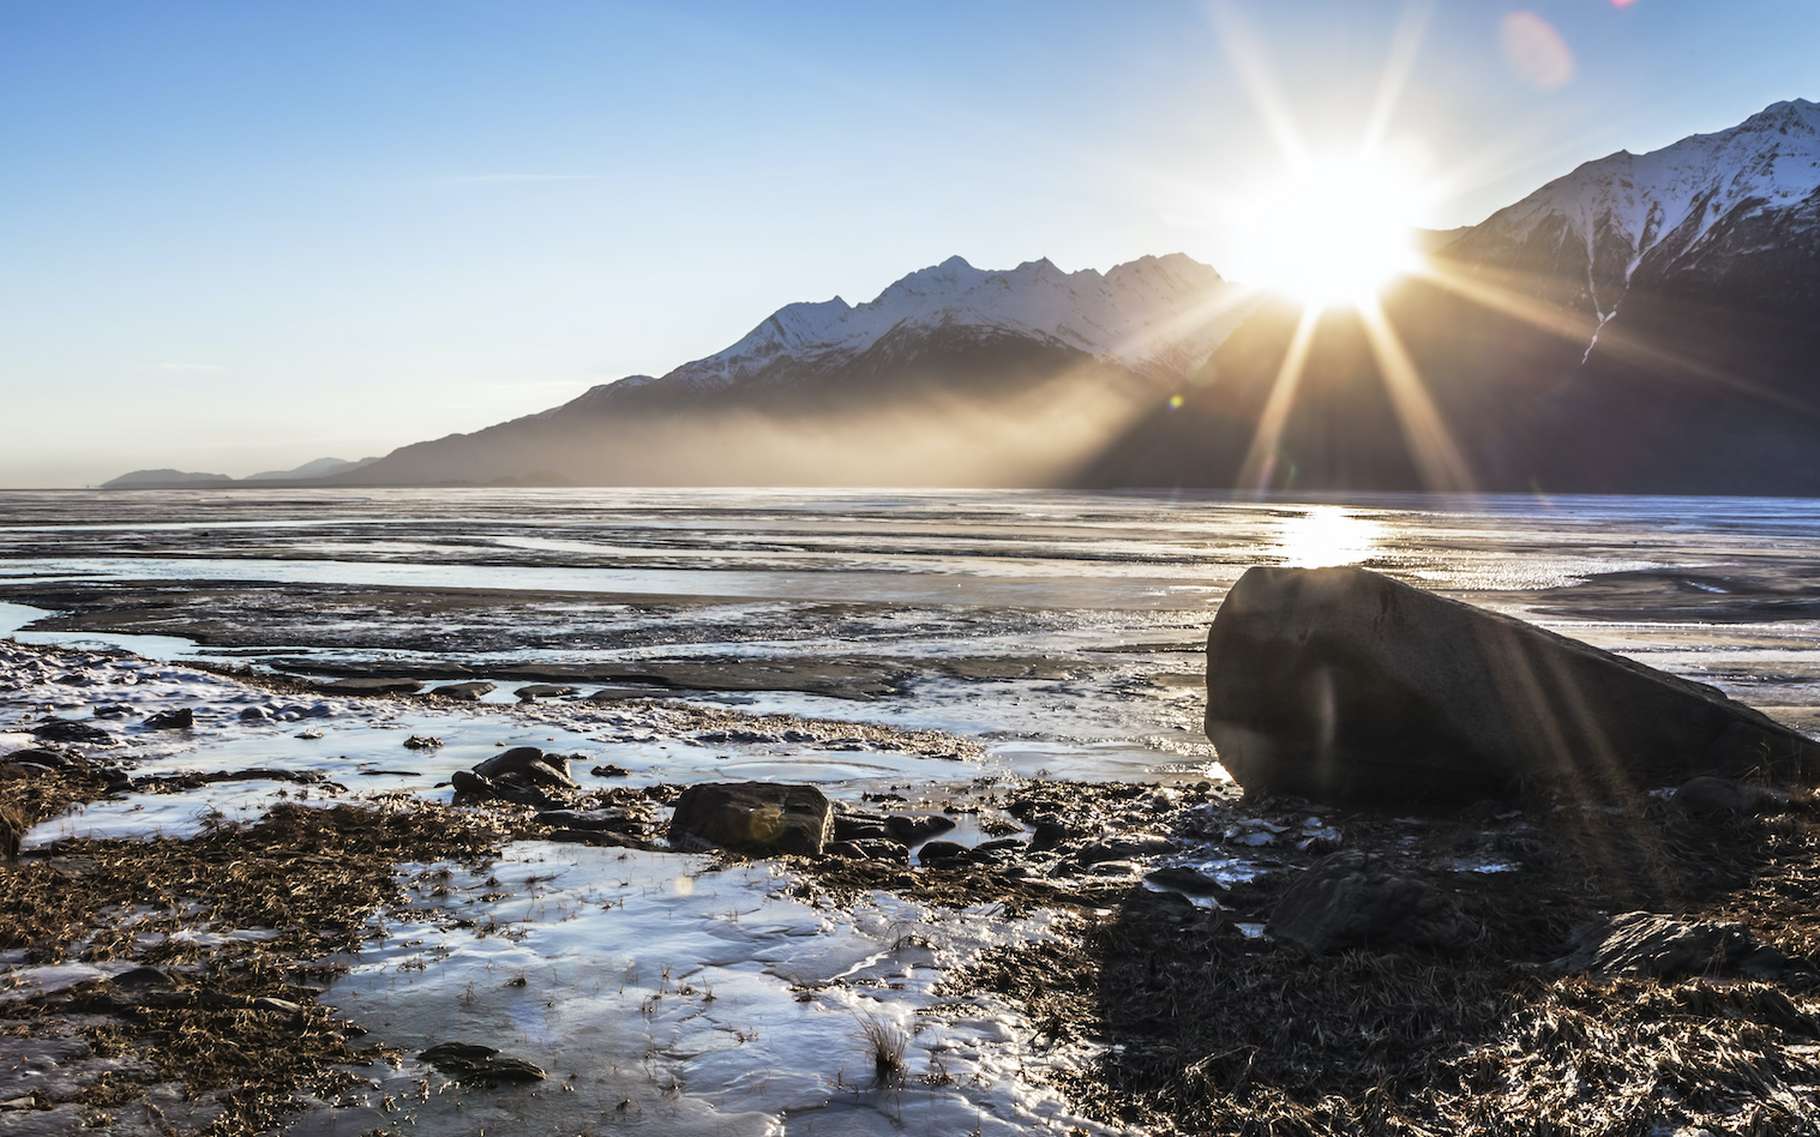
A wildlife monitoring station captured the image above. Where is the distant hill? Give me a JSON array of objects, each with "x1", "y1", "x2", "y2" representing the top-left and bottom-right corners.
[
  {"x1": 101, "y1": 468, "x2": 233, "y2": 489},
  {"x1": 102, "y1": 457, "x2": 380, "y2": 490},
  {"x1": 245, "y1": 456, "x2": 378, "y2": 481}
]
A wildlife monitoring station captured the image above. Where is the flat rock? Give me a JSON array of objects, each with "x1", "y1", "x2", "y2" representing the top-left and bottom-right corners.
[
  {"x1": 315, "y1": 677, "x2": 421, "y2": 695},
  {"x1": 514, "y1": 684, "x2": 579, "y2": 702},
  {"x1": 2, "y1": 748, "x2": 76, "y2": 771},
  {"x1": 1268, "y1": 851, "x2": 1477, "y2": 955},
  {"x1": 885, "y1": 814, "x2": 955, "y2": 844},
  {"x1": 1673, "y1": 775, "x2": 1790, "y2": 818},
  {"x1": 142, "y1": 707, "x2": 193, "y2": 730},
  {"x1": 916, "y1": 839, "x2": 968, "y2": 864},
  {"x1": 419, "y1": 1042, "x2": 545, "y2": 1085},
  {"x1": 669, "y1": 781, "x2": 833, "y2": 856},
  {"x1": 1556, "y1": 911, "x2": 1792, "y2": 979},
  {"x1": 30, "y1": 718, "x2": 113, "y2": 745},
  {"x1": 1205, "y1": 566, "x2": 1820, "y2": 805},
  {"x1": 429, "y1": 681, "x2": 495, "y2": 701}
]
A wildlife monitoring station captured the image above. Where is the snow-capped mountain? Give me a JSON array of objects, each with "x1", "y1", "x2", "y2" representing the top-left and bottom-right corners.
[
  {"x1": 336, "y1": 97, "x2": 1820, "y2": 493},
  {"x1": 1448, "y1": 98, "x2": 1820, "y2": 323},
  {"x1": 345, "y1": 252, "x2": 1245, "y2": 486},
  {"x1": 609, "y1": 252, "x2": 1239, "y2": 399}
]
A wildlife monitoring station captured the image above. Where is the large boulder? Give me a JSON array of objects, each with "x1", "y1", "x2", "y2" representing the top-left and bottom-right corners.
[
  {"x1": 1205, "y1": 566, "x2": 1820, "y2": 806},
  {"x1": 668, "y1": 782, "x2": 833, "y2": 856}
]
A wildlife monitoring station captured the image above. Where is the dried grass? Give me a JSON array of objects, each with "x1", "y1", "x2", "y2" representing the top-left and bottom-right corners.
[{"x1": 0, "y1": 794, "x2": 526, "y2": 1134}]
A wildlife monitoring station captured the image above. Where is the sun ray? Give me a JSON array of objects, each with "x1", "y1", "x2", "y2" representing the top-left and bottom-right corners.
[
  {"x1": 1108, "y1": 282, "x2": 1264, "y2": 379},
  {"x1": 1416, "y1": 261, "x2": 1818, "y2": 415},
  {"x1": 1210, "y1": 0, "x2": 1308, "y2": 170},
  {"x1": 1360, "y1": 1, "x2": 1432, "y2": 156},
  {"x1": 1357, "y1": 296, "x2": 1475, "y2": 492},
  {"x1": 1237, "y1": 307, "x2": 1321, "y2": 491}
]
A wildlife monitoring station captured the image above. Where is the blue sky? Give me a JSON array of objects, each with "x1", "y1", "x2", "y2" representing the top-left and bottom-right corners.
[{"x1": 3, "y1": 0, "x2": 1816, "y2": 485}]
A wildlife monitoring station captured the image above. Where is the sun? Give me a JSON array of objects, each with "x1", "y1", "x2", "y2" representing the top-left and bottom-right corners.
[{"x1": 1229, "y1": 153, "x2": 1427, "y2": 309}]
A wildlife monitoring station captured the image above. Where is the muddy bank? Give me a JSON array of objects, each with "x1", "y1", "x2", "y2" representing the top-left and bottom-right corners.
[
  {"x1": 0, "y1": 577, "x2": 1165, "y2": 703},
  {"x1": 4, "y1": 624, "x2": 1820, "y2": 1134},
  {"x1": 949, "y1": 782, "x2": 1820, "y2": 1134}
]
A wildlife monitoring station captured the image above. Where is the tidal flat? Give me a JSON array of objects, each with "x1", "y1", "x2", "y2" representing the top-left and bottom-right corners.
[{"x1": 1, "y1": 489, "x2": 1818, "y2": 1134}]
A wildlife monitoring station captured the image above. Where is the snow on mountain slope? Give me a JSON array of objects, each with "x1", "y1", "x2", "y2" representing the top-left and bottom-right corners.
[
  {"x1": 631, "y1": 252, "x2": 1240, "y2": 395},
  {"x1": 1458, "y1": 99, "x2": 1820, "y2": 312}
]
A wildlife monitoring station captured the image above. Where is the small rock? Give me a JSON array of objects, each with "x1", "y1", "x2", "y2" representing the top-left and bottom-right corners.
[
  {"x1": 1087, "y1": 859, "x2": 1140, "y2": 877},
  {"x1": 590, "y1": 763, "x2": 630, "y2": 778},
  {"x1": 295, "y1": 729, "x2": 325, "y2": 741},
  {"x1": 669, "y1": 782, "x2": 834, "y2": 856},
  {"x1": 238, "y1": 706, "x2": 269, "y2": 722},
  {"x1": 972, "y1": 837, "x2": 1024, "y2": 857},
  {"x1": 826, "y1": 838, "x2": 904, "y2": 861},
  {"x1": 1144, "y1": 866, "x2": 1227, "y2": 895},
  {"x1": 1556, "y1": 911, "x2": 1791, "y2": 979},
  {"x1": 403, "y1": 735, "x2": 443, "y2": 750},
  {"x1": 514, "y1": 684, "x2": 579, "y2": 702},
  {"x1": 474, "y1": 747, "x2": 578, "y2": 791},
  {"x1": 2, "y1": 748, "x2": 75, "y2": 771},
  {"x1": 1028, "y1": 816, "x2": 1073, "y2": 851},
  {"x1": 419, "y1": 1042, "x2": 546, "y2": 1085},
  {"x1": 249, "y1": 996, "x2": 303, "y2": 1015},
  {"x1": 451, "y1": 770, "x2": 553, "y2": 808},
  {"x1": 143, "y1": 707, "x2": 194, "y2": 730},
  {"x1": 885, "y1": 815, "x2": 956, "y2": 844},
  {"x1": 696, "y1": 729, "x2": 779, "y2": 745},
  {"x1": 30, "y1": 718, "x2": 113, "y2": 745},
  {"x1": 109, "y1": 966, "x2": 176, "y2": 991},
  {"x1": 1268, "y1": 851, "x2": 1478, "y2": 955},
  {"x1": 1673, "y1": 775, "x2": 1789, "y2": 819},
  {"x1": 916, "y1": 840, "x2": 967, "y2": 865},
  {"x1": 1297, "y1": 827, "x2": 1344, "y2": 854}
]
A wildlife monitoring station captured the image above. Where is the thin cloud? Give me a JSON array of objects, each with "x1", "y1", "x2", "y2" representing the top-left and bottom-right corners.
[{"x1": 437, "y1": 172, "x2": 618, "y2": 185}]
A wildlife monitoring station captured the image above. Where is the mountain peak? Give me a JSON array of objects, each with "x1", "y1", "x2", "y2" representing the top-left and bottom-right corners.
[
  {"x1": 1459, "y1": 96, "x2": 1820, "y2": 304},
  {"x1": 630, "y1": 251, "x2": 1240, "y2": 396}
]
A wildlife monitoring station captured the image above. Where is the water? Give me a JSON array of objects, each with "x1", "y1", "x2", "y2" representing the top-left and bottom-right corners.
[
  {"x1": 5, "y1": 487, "x2": 1820, "y2": 1134},
  {"x1": 7, "y1": 488, "x2": 1820, "y2": 766}
]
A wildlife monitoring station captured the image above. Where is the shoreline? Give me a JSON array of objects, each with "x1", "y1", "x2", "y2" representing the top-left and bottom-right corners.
[{"x1": 2, "y1": 634, "x2": 1817, "y2": 1133}]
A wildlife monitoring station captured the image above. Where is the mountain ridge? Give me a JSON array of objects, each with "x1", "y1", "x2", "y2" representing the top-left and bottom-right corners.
[{"x1": 107, "y1": 96, "x2": 1820, "y2": 494}]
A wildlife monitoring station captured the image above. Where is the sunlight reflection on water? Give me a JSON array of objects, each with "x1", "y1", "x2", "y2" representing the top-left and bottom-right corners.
[{"x1": 1277, "y1": 506, "x2": 1384, "y2": 568}]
